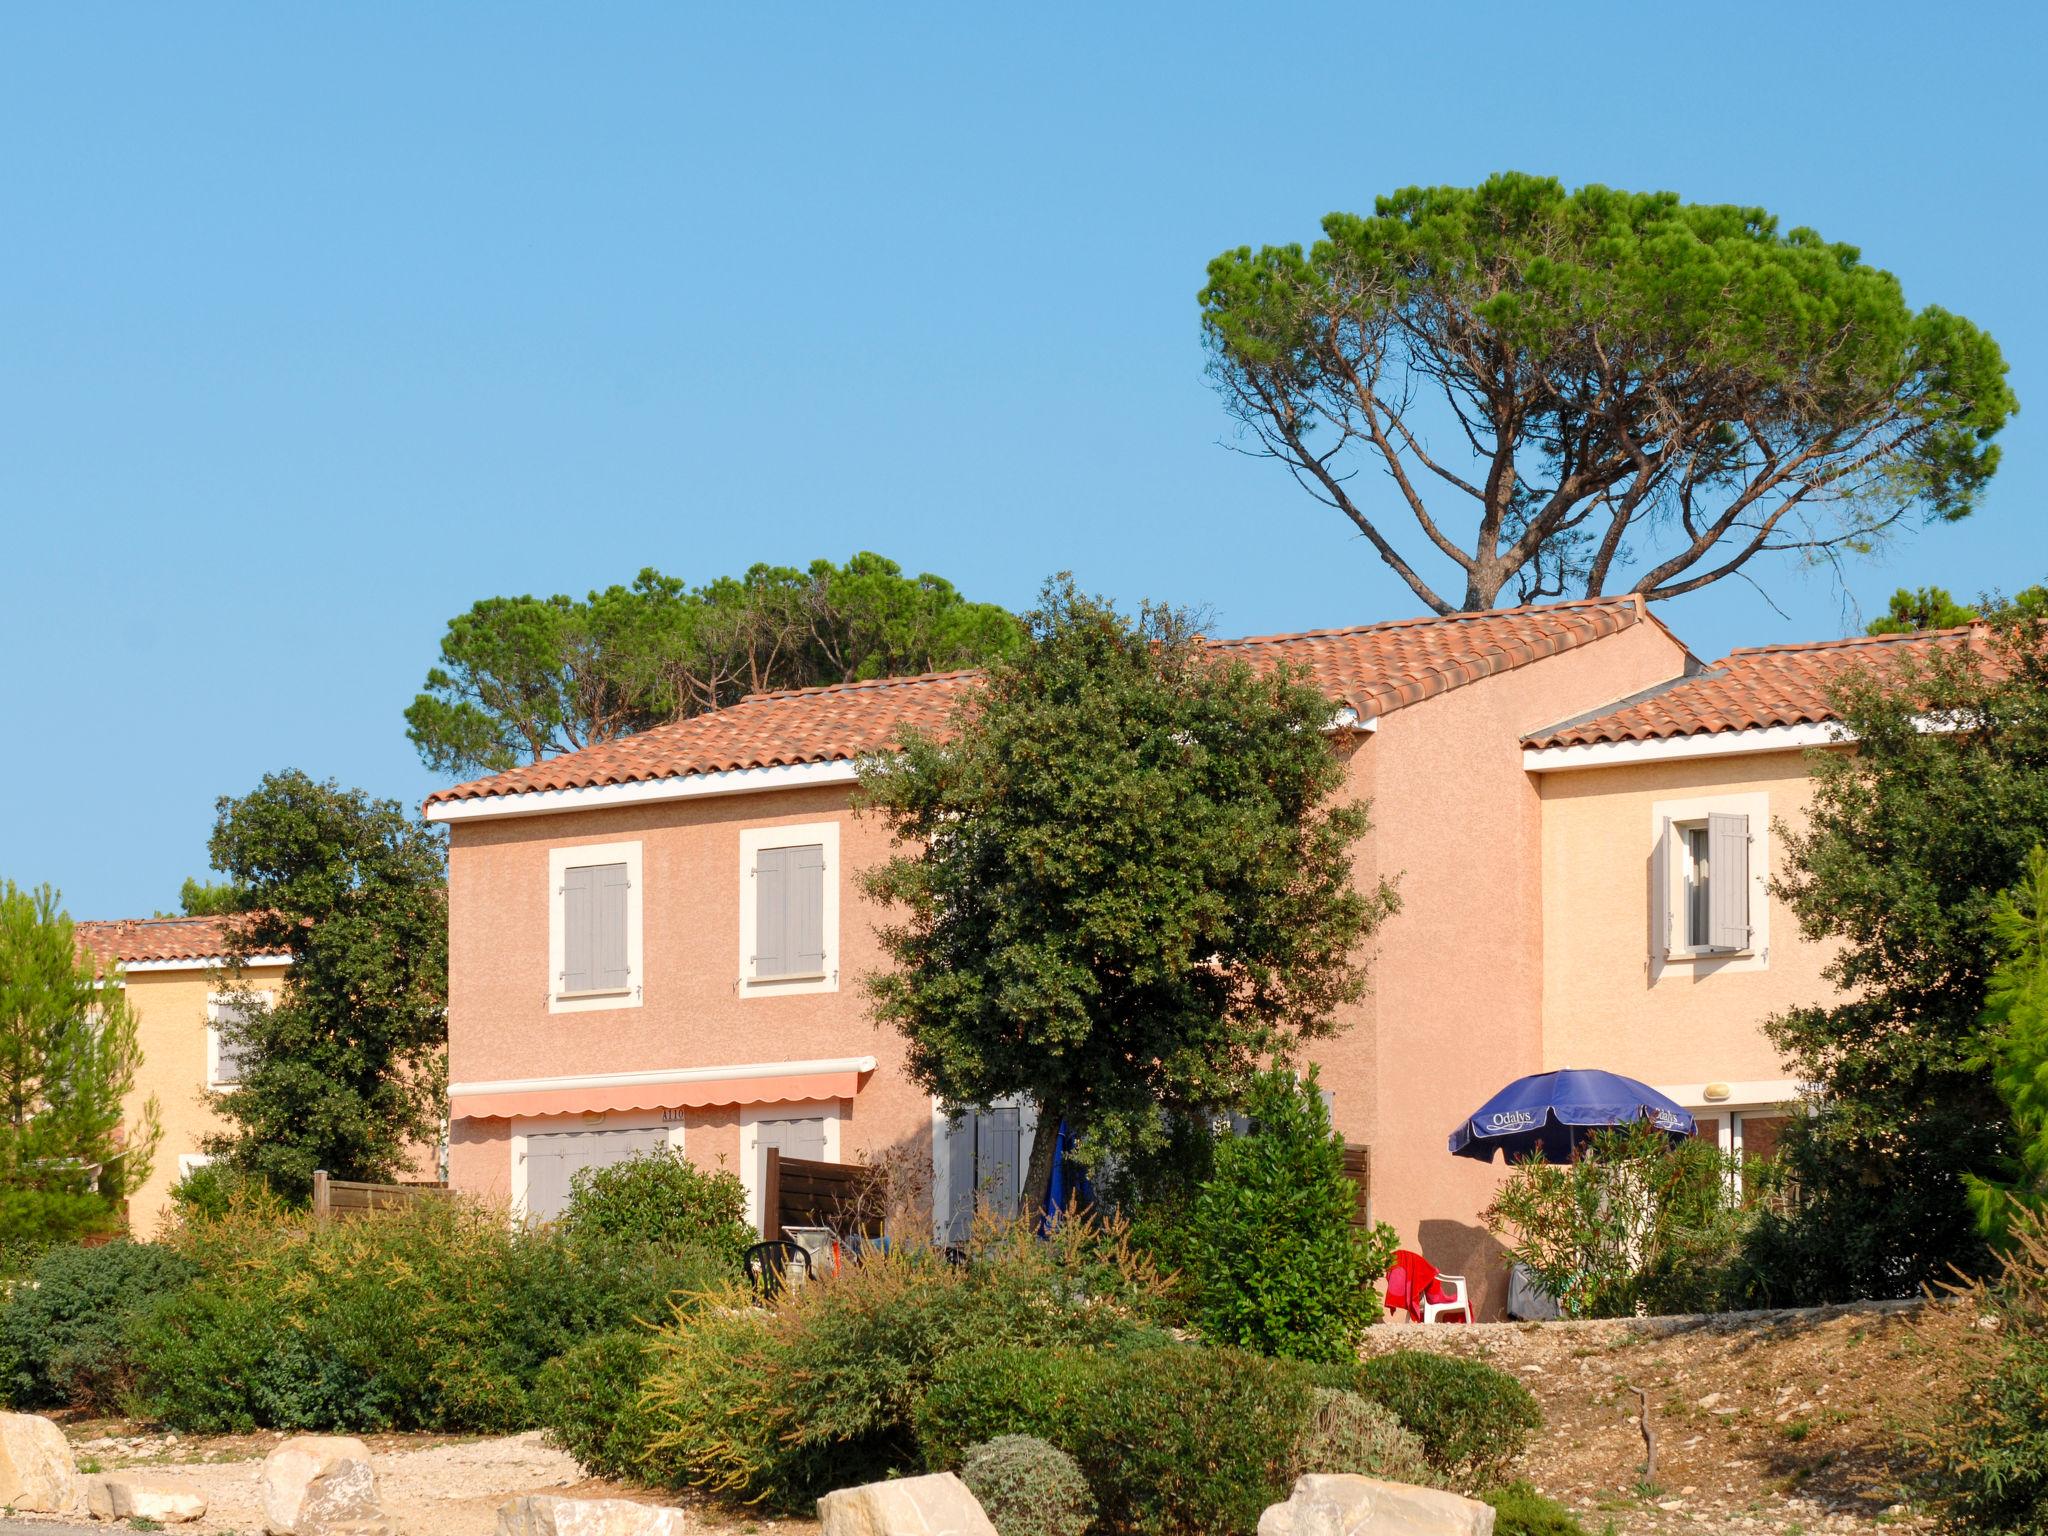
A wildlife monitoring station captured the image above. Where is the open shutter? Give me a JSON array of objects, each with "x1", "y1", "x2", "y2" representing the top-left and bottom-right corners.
[
  {"x1": 1660, "y1": 815, "x2": 1676, "y2": 955},
  {"x1": 792, "y1": 844, "x2": 826, "y2": 975},
  {"x1": 1707, "y1": 811, "x2": 1751, "y2": 951},
  {"x1": 944, "y1": 1111, "x2": 977, "y2": 1242},
  {"x1": 754, "y1": 847, "x2": 789, "y2": 977},
  {"x1": 976, "y1": 1106, "x2": 1023, "y2": 1220},
  {"x1": 595, "y1": 862, "x2": 630, "y2": 990},
  {"x1": 562, "y1": 865, "x2": 597, "y2": 992}
]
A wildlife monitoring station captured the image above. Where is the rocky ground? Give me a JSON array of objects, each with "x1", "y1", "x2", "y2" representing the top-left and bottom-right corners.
[
  {"x1": 1361, "y1": 1296, "x2": 1979, "y2": 1534},
  {"x1": 8, "y1": 1429, "x2": 822, "y2": 1536}
]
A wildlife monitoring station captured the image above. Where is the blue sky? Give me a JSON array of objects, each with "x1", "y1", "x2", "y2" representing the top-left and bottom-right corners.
[{"x1": 4, "y1": 3, "x2": 2043, "y2": 919}]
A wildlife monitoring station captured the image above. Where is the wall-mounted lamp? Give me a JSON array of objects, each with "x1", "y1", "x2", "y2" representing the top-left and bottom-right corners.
[{"x1": 1703, "y1": 1082, "x2": 1732, "y2": 1103}]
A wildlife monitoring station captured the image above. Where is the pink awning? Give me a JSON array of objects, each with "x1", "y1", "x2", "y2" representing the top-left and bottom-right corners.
[{"x1": 452, "y1": 1066, "x2": 867, "y2": 1121}]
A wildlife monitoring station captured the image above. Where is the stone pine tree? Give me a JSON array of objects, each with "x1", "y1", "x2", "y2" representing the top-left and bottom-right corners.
[
  {"x1": 0, "y1": 881, "x2": 160, "y2": 1251},
  {"x1": 202, "y1": 771, "x2": 448, "y2": 1201},
  {"x1": 858, "y1": 577, "x2": 1396, "y2": 1210},
  {"x1": 1203, "y1": 173, "x2": 2014, "y2": 612}
]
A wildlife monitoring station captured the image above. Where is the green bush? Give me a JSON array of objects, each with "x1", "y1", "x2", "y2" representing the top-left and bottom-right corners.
[
  {"x1": 919, "y1": 1342, "x2": 1319, "y2": 1536},
  {"x1": 131, "y1": 1194, "x2": 725, "y2": 1432},
  {"x1": 959, "y1": 1436, "x2": 1094, "y2": 1536},
  {"x1": 632, "y1": 1215, "x2": 1173, "y2": 1507},
  {"x1": 533, "y1": 1329, "x2": 661, "y2": 1482},
  {"x1": 1316, "y1": 1351, "x2": 1539, "y2": 1493},
  {"x1": 559, "y1": 1148, "x2": 753, "y2": 1264},
  {"x1": 1482, "y1": 1483, "x2": 1591, "y2": 1536},
  {"x1": 0, "y1": 1241, "x2": 196, "y2": 1411},
  {"x1": 165, "y1": 1162, "x2": 263, "y2": 1224},
  {"x1": 1930, "y1": 1213, "x2": 2048, "y2": 1533},
  {"x1": 1182, "y1": 1067, "x2": 1398, "y2": 1362},
  {"x1": 1294, "y1": 1387, "x2": 1431, "y2": 1485}
]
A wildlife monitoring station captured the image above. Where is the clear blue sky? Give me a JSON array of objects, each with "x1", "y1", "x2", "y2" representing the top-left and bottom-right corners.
[{"x1": 4, "y1": 3, "x2": 2043, "y2": 920}]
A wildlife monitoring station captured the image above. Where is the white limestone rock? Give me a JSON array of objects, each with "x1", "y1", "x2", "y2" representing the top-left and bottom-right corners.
[
  {"x1": 496, "y1": 1493, "x2": 690, "y2": 1534},
  {"x1": 0, "y1": 1411, "x2": 78, "y2": 1513},
  {"x1": 816, "y1": 1471, "x2": 1000, "y2": 1536},
  {"x1": 261, "y1": 1434, "x2": 392, "y2": 1535},
  {"x1": 86, "y1": 1472, "x2": 208, "y2": 1522},
  {"x1": 1258, "y1": 1474, "x2": 1497, "y2": 1536}
]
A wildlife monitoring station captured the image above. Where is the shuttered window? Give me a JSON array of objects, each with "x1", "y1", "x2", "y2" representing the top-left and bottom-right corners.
[
  {"x1": 206, "y1": 994, "x2": 266, "y2": 1088},
  {"x1": 562, "y1": 861, "x2": 631, "y2": 993},
  {"x1": 942, "y1": 1104, "x2": 1025, "y2": 1242},
  {"x1": 1706, "y1": 811, "x2": 1752, "y2": 952},
  {"x1": 754, "y1": 843, "x2": 827, "y2": 978}
]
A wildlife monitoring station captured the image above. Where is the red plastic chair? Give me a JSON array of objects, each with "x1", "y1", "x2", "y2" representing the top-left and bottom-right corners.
[{"x1": 1384, "y1": 1248, "x2": 1471, "y2": 1324}]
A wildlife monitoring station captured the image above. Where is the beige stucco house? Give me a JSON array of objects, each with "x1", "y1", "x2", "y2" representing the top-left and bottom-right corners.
[
  {"x1": 426, "y1": 596, "x2": 1969, "y2": 1316},
  {"x1": 74, "y1": 915, "x2": 292, "y2": 1236}
]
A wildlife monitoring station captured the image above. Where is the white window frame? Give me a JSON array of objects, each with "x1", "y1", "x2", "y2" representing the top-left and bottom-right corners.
[
  {"x1": 206, "y1": 989, "x2": 273, "y2": 1091},
  {"x1": 1650, "y1": 791, "x2": 1769, "y2": 977},
  {"x1": 739, "y1": 1101, "x2": 844, "y2": 1234},
  {"x1": 177, "y1": 1153, "x2": 214, "y2": 1178},
  {"x1": 509, "y1": 1110, "x2": 683, "y2": 1223},
  {"x1": 738, "y1": 821, "x2": 840, "y2": 996},
  {"x1": 547, "y1": 840, "x2": 645, "y2": 1014}
]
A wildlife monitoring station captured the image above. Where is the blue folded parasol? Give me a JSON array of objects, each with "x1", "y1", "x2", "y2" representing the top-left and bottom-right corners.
[{"x1": 1449, "y1": 1068, "x2": 1695, "y2": 1163}]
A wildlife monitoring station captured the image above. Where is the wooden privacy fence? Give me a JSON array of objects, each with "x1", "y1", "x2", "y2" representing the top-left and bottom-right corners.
[
  {"x1": 311, "y1": 1170, "x2": 450, "y2": 1222},
  {"x1": 1342, "y1": 1143, "x2": 1372, "y2": 1229},
  {"x1": 762, "y1": 1148, "x2": 885, "y2": 1242}
]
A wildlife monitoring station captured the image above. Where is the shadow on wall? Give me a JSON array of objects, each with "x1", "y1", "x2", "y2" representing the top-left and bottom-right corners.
[{"x1": 1418, "y1": 1218, "x2": 1509, "y2": 1320}]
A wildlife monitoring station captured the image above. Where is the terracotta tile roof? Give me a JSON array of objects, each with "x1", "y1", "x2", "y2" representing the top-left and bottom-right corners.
[
  {"x1": 1524, "y1": 625, "x2": 1982, "y2": 749},
  {"x1": 73, "y1": 913, "x2": 286, "y2": 967},
  {"x1": 428, "y1": 597, "x2": 1660, "y2": 805}
]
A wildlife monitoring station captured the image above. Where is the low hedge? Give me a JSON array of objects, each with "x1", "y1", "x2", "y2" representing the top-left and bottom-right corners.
[
  {"x1": 532, "y1": 1329, "x2": 662, "y2": 1481},
  {"x1": 1314, "y1": 1350, "x2": 1540, "y2": 1492},
  {"x1": 0, "y1": 1240, "x2": 196, "y2": 1412}
]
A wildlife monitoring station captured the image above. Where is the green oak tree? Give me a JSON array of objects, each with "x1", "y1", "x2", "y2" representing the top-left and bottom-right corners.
[
  {"x1": 0, "y1": 882, "x2": 159, "y2": 1255},
  {"x1": 1754, "y1": 600, "x2": 2048, "y2": 1297},
  {"x1": 1203, "y1": 173, "x2": 2015, "y2": 612},
  {"x1": 857, "y1": 577, "x2": 1395, "y2": 1208},
  {"x1": 407, "y1": 552, "x2": 1024, "y2": 779},
  {"x1": 202, "y1": 771, "x2": 448, "y2": 1200}
]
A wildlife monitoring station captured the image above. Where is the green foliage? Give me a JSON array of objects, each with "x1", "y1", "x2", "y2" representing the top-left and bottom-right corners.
[
  {"x1": 635, "y1": 1216, "x2": 1174, "y2": 1507},
  {"x1": 165, "y1": 1161, "x2": 262, "y2": 1223},
  {"x1": 1970, "y1": 848, "x2": 2048, "y2": 1235},
  {"x1": 1317, "y1": 1351, "x2": 1541, "y2": 1493},
  {"x1": 406, "y1": 553, "x2": 1024, "y2": 778},
  {"x1": 1483, "y1": 1483, "x2": 1592, "y2": 1536},
  {"x1": 532, "y1": 1329, "x2": 661, "y2": 1482},
  {"x1": 1482, "y1": 1121, "x2": 1764, "y2": 1318},
  {"x1": 0, "y1": 882, "x2": 160, "y2": 1258},
  {"x1": 958, "y1": 1436, "x2": 1095, "y2": 1536},
  {"x1": 0, "y1": 1240, "x2": 195, "y2": 1411},
  {"x1": 174, "y1": 877, "x2": 245, "y2": 916},
  {"x1": 1929, "y1": 1211, "x2": 2048, "y2": 1534},
  {"x1": 1184, "y1": 1066, "x2": 1397, "y2": 1360},
  {"x1": 1867, "y1": 584, "x2": 2048, "y2": 635},
  {"x1": 131, "y1": 1194, "x2": 721, "y2": 1432},
  {"x1": 1294, "y1": 1387, "x2": 1431, "y2": 1484},
  {"x1": 1203, "y1": 172, "x2": 2014, "y2": 611},
  {"x1": 860, "y1": 576, "x2": 1393, "y2": 1199},
  {"x1": 560, "y1": 1148, "x2": 752, "y2": 1263},
  {"x1": 919, "y1": 1342, "x2": 1320, "y2": 1536},
  {"x1": 202, "y1": 770, "x2": 448, "y2": 1200},
  {"x1": 1760, "y1": 604, "x2": 2048, "y2": 1299}
]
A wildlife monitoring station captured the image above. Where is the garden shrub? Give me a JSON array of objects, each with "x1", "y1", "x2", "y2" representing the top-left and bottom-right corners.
[
  {"x1": 1482, "y1": 1483, "x2": 1590, "y2": 1536},
  {"x1": 959, "y1": 1436, "x2": 1094, "y2": 1536},
  {"x1": 919, "y1": 1341, "x2": 1320, "y2": 1536},
  {"x1": 131, "y1": 1193, "x2": 724, "y2": 1432},
  {"x1": 1182, "y1": 1066, "x2": 1398, "y2": 1361},
  {"x1": 0, "y1": 1240, "x2": 195, "y2": 1411},
  {"x1": 533, "y1": 1329, "x2": 660, "y2": 1482},
  {"x1": 1294, "y1": 1387, "x2": 1431, "y2": 1486},
  {"x1": 559, "y1": 1148, "x2": 753, "y2": 1264},
  {"x1": 1929, "y1": 1209, "x2": 2048, "y2": 1533},
  {"x1": 1316, "y1": 1351, "x2": 1539, "y2": 1493},
  {"x1": 634, "y1": 1215, "x2": 1174, "y2": 1507},
  {"x1": 165, "y1": 1161, "x2": 262, "y2": 1225}
]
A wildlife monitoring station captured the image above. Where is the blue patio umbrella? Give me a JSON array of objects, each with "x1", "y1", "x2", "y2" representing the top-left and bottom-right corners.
[{"x1": 1448, "y1": 1068, "x2": 1695, "y2": 1163}]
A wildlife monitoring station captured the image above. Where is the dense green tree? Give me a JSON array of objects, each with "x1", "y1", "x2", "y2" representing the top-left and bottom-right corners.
[
  {"x1": 1968, "y1": 847, "x2": 2048, "y2": 1237},
  {"x1": 203, "y1": 771, "x2": 448, "y2": 1200},
  {"x1": 407, "y1": 552, "x2": 1024, "y2": 779},
  {"x1": 157, "y1": 876, "x2": 245, "y2": 919},
  {"x1": 1203, "y1": 173, "x2": 2015, "y2": 612},
  {"x1": 0, "y1": 882, "x2": 159, "y2": 1256},
  {"x1": 858, "y1": 578, "x2": 1394, "y2": 1207},
  {"x1": 1866, "y1": 583, "x2": 2047, "y2": 635},
  {"x1": 1756, "y1": 602, "x2": 2048, "y2": 1297}
]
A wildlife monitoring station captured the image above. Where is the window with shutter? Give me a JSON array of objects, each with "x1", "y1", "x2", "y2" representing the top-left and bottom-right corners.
[
  {"x1": 548, "y1": 842, "x2": 644, "y2": 1011},
  {"x1": 740, "y1": 823, "x2": 839, "y2": 993},
  {"x1": 754, "y1": 847, "x2": 790, "y2": 977},
  {"x1": 1707, "y1": 811, "x2": 1751, "y2": 951},
  {"x1": 206, "y1": 994, "x2": 267, "y2": 1089},
  {"x1": 595, "y1": 862, "x2": 631, "y2": 990}
]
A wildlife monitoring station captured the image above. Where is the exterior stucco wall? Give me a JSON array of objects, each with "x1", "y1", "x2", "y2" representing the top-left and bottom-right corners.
[
  {"x1": 1537, "y1": 748, "x2": 1838, "y2": 1093},
  {"x1": 445, "y1": 785, "x2": 932, "y2": 1211},
  {"x1": 1306, "y1": 617, "x2": 1690, "y2": 1318},
  {"x1": 120, "y1": 960, "x2": 289, "y2": 1238}
]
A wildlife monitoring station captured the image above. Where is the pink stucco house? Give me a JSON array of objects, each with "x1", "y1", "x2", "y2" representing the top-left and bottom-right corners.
[{"x1": 427, "y1": 595, "x2": 1968, "y2": 1315}]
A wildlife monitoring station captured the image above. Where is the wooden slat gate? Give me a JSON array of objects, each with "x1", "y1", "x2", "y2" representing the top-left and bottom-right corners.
[
  {"x1": 762, "y1": 1149, "x2": 885, "y2": 1242},
  {"x1": 311, "y1": 1170, "x2": 450, "y2": 1222},
  {"x1": 1341, "y1": 1143, "x2": 1372, "y2": 1229}
]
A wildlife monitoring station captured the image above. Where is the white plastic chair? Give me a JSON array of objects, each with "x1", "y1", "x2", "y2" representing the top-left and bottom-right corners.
[{"x1": 1420, "y1": 1272, "x2": 1472, "y2": 1324}]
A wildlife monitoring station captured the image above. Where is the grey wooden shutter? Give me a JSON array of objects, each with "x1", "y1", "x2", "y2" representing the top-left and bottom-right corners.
[
  {"x1": 976, "y1": 1106, "x2": 1023, "y2": 1219},
  {"x1": 754, "y1": 847, "x2": 789, "y2": 977},
  {"x1": 944, "y1": 1111, "x2": 976, "y2": 1242},
  {"x1": 595, "y1": 862, "x2": 630, "y2": 990},
  {"x1": 792, "y1": 844, "x2": 826, "y2": 975},
  {"x1": 562, "y1": 865, "x2": 596, "y2": 992},
  {"x1": 1707, "y1": 811, "x2": 1751, "y2": 951}
]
